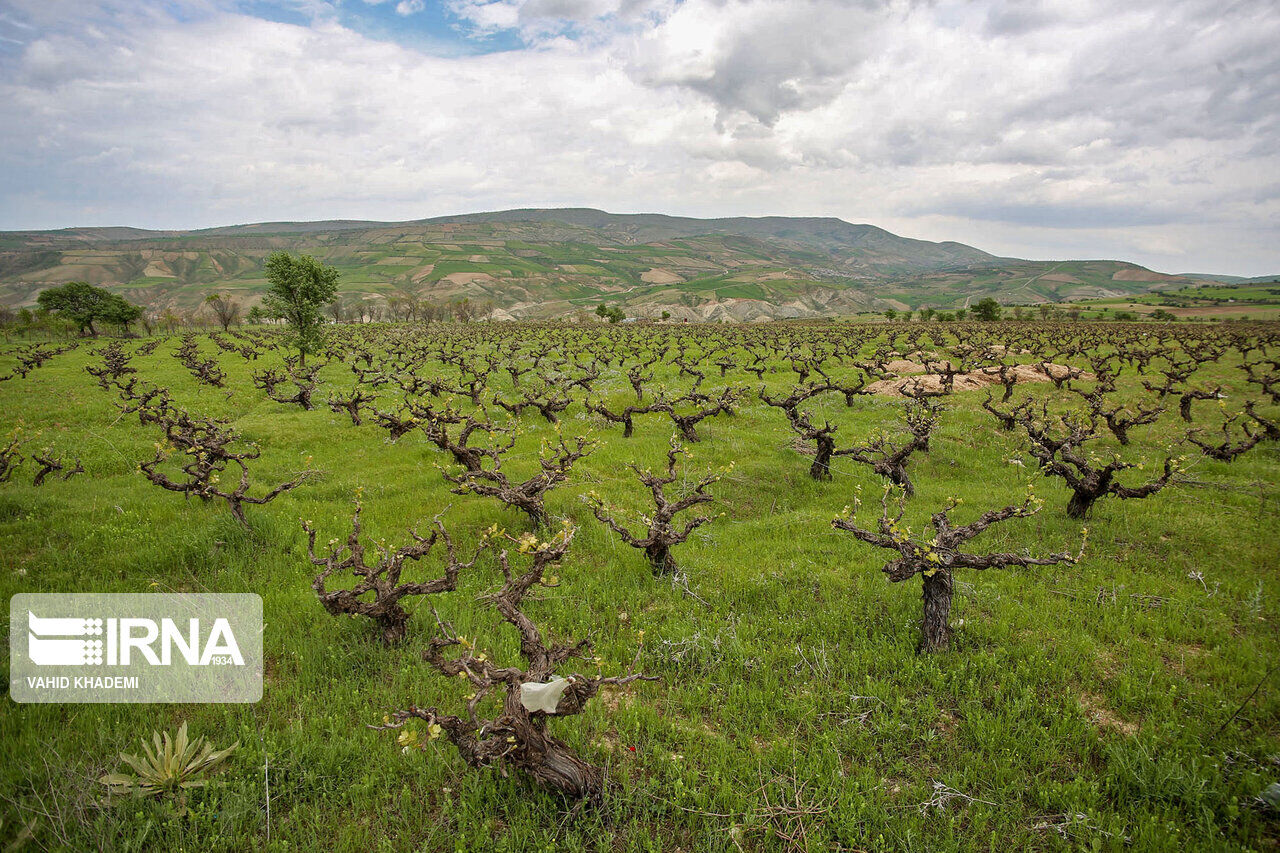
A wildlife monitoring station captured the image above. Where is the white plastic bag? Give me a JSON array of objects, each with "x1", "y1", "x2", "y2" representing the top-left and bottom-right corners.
[{"x1": 519, "y1": 676, "x2": 573, "y2": 713}]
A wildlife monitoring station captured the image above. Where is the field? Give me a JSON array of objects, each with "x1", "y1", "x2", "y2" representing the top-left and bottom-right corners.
[
  {"x1": 2, "y1": 320, "x2": 1279, "y2": 851},
  {"x1": 1063, "y1": 283, "x2": 1280, "y2": 322}
]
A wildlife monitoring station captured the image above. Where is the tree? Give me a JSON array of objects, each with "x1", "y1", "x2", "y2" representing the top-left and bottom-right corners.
[
  {"x1": 262, "y1": 252, "x2": 340, "y2": 366},
  {"x1": 451, "y1": 298, "x2": 478, "y2": 323},
  {"x1": 36, "y1": 282, "x2": 142, "y2": 337},
  {"x1": 102, "y1": 296, "x2": 142, "y2": 334},
  {"x1": 918, "y1": 307, "x2": 936, "y2": 321},
  {"x1": 595, "y1": 304, "x2": 625, "y2": 323},
  {"x1": 205, "y1": 293, "x2": 241, "y2": 332},
  {"x1": 973, "y1": 298, "x2": 1002, "y2": 321},
  {"x1": 883, "y1": 309, "x2": 898, "y2": 321}
]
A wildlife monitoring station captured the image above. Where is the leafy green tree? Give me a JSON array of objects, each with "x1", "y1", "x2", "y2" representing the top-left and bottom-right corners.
[
  {"x1": 918, "y1": 307, "x2": 936, "y2": 321},
  {"x1": 973, "y1": 298, "x2": 1003, "y2": 321},
  {"x1": 262, "y1": 252, "x2": 340, "y2": 365},
  {"x1": 883, "y1": 309, "x2": 898, "y2": 321},
  {"x1": 36, "y1": 281, "x2": 142, "y2": 336},
  {"x1": 595, "y1": 304, "x2": 625, "y2": 323}
]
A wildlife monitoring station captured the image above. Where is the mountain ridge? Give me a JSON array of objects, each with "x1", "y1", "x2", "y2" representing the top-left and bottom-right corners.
[{"x1": 0, "y1": 208, "x2": 1229, "y2": 321}]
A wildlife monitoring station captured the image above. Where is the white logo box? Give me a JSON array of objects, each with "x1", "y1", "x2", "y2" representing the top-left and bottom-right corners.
[{"x1": 9, "y1": 593, "x2": 262, "y2": 703}]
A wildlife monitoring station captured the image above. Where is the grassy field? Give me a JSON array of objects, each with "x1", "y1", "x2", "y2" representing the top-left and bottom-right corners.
[
  {"x1": 1, "y1": 321, "x2": 1278, "y2": 851},
  {"x1": 1060, "y1": 282, "x2": 1280, "y2": 322}
]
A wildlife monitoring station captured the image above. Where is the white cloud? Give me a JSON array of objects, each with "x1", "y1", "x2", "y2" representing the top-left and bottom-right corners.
[
  {"x1": 0, "y1": 0, "x2": 1277, "y2": 275},
  {"x1": 395, "y1": 0, "x2": 425, "y2": 15}
]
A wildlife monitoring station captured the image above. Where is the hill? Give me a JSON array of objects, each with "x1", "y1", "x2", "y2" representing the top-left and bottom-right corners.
[{"x1": 0, "y1": 208, "x2": 1206, "y2": 321}]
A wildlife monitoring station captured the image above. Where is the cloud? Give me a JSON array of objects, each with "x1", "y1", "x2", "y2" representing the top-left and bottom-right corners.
[{"x1": 0, "y1": 0, "x2": 1277, "y2": 276}]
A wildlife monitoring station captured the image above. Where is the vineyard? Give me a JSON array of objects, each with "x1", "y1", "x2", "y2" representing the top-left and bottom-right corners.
[{"x1": 2, "y1": 320, "x2": 1278, "y2": 851}]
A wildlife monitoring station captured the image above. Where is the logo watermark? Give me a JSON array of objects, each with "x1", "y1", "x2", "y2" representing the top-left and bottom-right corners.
[{"x1": 9, "y1": 593, "x2": 262, "y2": 703}]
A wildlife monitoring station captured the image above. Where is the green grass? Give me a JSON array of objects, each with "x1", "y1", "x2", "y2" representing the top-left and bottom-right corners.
[{"x1": 1, "y1": 323, "x2": 1278, "y2": 851}]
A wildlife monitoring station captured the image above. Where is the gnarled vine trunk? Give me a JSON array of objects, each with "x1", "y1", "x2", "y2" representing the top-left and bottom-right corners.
[
  {"x1": 810, "y1": 436, "x2": 834, "y2": 480},
  {"x1": 645, "y1": 543, "x2": 676, "y2": 576},
  {"x1": 919, "y1": 569, "x2": 953, "y2": 653}
]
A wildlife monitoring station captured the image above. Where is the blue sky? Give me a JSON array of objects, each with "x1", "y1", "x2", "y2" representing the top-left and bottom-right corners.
[
  {"x1": 1, "y1": 0, "x2": 1277, "y2": 276},
  {"x1": 240, "y1": 0, "x2": 525, "y2": 54}
]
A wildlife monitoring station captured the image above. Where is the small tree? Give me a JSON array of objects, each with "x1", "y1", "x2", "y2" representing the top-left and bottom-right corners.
[
  {"x1": 972, "y1": 298, "x2": 1002, "y2": 321},
  {"x1": 262, "y1": 252, "x2": 340, "y2": 366},
  {"x1": 37, "y1": 282, "x2": 141, "y2": 337},
  {"x1": 833, "y1": 486, "x2": 1084, "y2": 652},
  {"x1": 595, "y1": 304, "x2": 625, "y2": 324},
  {"x1": 206, "y1": 293, "x2": 242, "y2": 332}
]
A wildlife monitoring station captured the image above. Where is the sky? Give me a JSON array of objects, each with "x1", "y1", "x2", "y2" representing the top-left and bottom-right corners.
[{"x1": 0, "y1": 0, "x2": 1277, "y2": 276}]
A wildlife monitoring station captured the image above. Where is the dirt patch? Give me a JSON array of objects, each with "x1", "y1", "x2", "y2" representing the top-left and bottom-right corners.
[
  {"x1": 640, "y1": 268, "x2": 683, "y2": 285},
  {"x1": 1079, "y1": 692, "x2": 1138, "y2": 736},
  {"x1": 885, "y1": 359, "x2": 927, "y2": 375},
  {"x1": 866, "y1": 363, "x2": 1091, "y2": 397},
  {"x1": 442, "y1": 272, "x2": 496, "y2": 286},
  {"x1": 141, "y1": 261, "x2": 176, "y2": 278}
]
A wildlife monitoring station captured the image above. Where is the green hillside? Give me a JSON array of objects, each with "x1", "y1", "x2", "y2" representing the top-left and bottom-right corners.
[{"x1": 0, "y1": 209, "x2": 1206, "y2": 320}]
